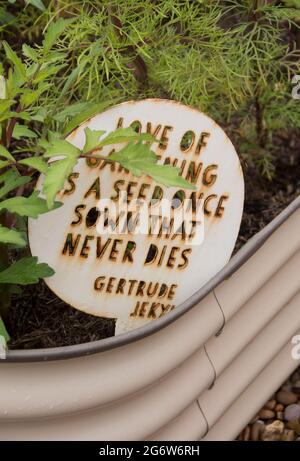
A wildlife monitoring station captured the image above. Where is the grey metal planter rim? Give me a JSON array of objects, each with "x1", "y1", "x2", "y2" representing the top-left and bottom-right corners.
[{"x1": 4, "y1": 195, "x2": 300, "y2": 363}]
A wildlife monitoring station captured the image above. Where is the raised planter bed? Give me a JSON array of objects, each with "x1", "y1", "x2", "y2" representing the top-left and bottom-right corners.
[{"x1": 1, "y1": 196, "x2": 300, "y2": 440}]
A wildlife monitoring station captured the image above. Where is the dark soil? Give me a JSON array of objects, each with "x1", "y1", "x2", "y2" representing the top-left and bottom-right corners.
[
  {"x1": 7, "y1": 282, "x2": 116, "y2": 349},
  {"x1": 7, "y1": 129, "x2": 300, "y2": 350},
  {"x1": 235, "y1": 128, "x2": 300, "y2": 252}
]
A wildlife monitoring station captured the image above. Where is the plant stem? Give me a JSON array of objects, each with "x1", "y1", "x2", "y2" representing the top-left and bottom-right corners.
[{"x1": 6, "y1": 104, "x2": 21, "y2": 147}]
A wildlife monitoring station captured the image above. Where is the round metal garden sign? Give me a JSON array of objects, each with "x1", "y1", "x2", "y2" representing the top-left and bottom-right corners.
[{"x1": 28, "y1": 99, "x2": 244, "y2": 334}]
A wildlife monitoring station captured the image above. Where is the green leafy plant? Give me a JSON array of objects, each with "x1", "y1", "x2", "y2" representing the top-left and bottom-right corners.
[
  {"x1": 20, "y1": 0, "x2": 298, "y2": 179},
  {"x1": 1, "y1": 0, "x2": 300, "y2": 349},
  {"x1": 0, "y1": 18, "x2": 194, "y2": 348}
]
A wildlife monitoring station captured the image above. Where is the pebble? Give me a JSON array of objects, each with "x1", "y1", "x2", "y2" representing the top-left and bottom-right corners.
[
  {"x1": 250, "y1": 420, "x2": 264, "y2": 441},
  {"x1": 284, "y1": 404, "x2": 300, "y2": 422},
  {"x1": 261, "y1": 421, "x2": 284, "y2": 441},
  {"x1": 281, "y1": 430, "x2": 295, "y2": 441},
  {"x1": 238, "y1": 366, "x2": 300, "y2": 442},
  {"x1": 276, "y1": 390, "x2": 298, "y2": 405},
  {"x1": 265, "y1": 399, "x2": 276, "y2": 411},
  {"x1": 287, "y1": 421, "x2": 300, "y2": 435},
  {"x1": 259, "y1": 409, "x2": 275, "y2": 420}
]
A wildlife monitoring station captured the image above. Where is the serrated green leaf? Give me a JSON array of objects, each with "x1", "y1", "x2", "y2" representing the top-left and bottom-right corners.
[
  {"x1": 60, "y1": 66, "x2": 80, "y2": 97},
  {"x1": 83, "y1": 127, "x2": 106, "y2": 153},
  {"x1": 110, "y1": 143, "x2": 196, "y2": 190},
  {"x1": 19, "y1": 157, "x2": 48, "y2": 173},
  {"x1": 63, "y1": 101, "x2": 111, "y2": 135},
  {"x1": 22, "y1": 44, "x2": 38, "y2": 61},
  {"x1": 0, "y1": 160, "x2": 10, "y2": 170},
  {"x1": 0, "y1": 170, "x2": 31, "y2": 199},
  {"x1": 43, "y1": 18, "x2": 73, "y2": 52},
  {"x1": 139, "y1": 163, "x2": 196, "y2": 189},
  {"x1": 53, "y1": 101, "x2": 96, "y2": 123},
  {"x1": 13, "y1": 124, "x2": 37, "y2": 139},
  {"x1": 43, "y1": 138, "x2": 80, "y2": 159},
  {"x1": 31, "y1": 107, "x2": 47, "y2": 122},
  {"x1": 25, "y1": 62, "x2": 39, "y2": 80},
  {"x1": 0, "y1": 191, "x2": 60, "y2": 218},
  {"x1": 43, "y1": 156, "x2": 78, "y2": 207},
  {"x1": 0, "y1": 225, "x2": 26, "y2": 246},
  {"x1": 0, "y1": 145, "x2": 15, "y2": 162},
  {"x1": 0, "y1": 256, "x2": 54, "y2": 285},
  {"x1": 3, "y1": 41, "x2": 26, "y2": 80},
  {"x1": 109, "y1": 142, "x2": 157, "y2": 167},
  {"x1": 25, "y1": 0, "x2": 46, "y2": 11},
  {"x1": 0, "y1": 111, "x2": 31, "y2": 123},
  {"x1": 0, "y1": 99, "x2": 14, "y2": 113},
  {"x1": 20, "y1": 90, "x2": 40, "y2": 107},
  {"x1": 98, "y1": 127, "x2": 154, "y2": 147},
  {"x1": 33, "y1": 64, "x2": 66, "y2": 84},
  {"x1": 45, "y1": 51, "x2": 67, "y2": 63}
]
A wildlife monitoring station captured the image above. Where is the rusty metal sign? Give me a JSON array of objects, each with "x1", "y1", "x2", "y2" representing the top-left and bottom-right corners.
[{"x1": 28, "y1": 99, "x2": 244, "y2": 334}]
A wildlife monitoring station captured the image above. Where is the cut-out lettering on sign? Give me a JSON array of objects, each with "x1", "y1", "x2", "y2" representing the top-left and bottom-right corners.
[{"x1": 29, "y1": 99, "x2": 244, "y2": 334}]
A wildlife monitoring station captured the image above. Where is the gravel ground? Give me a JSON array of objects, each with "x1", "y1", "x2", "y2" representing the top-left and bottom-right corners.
[{"x1": 238, "y1": 368, "x2": 300, "y2": 441}]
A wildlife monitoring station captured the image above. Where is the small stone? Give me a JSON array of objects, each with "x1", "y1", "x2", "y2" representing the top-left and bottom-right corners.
[
  {"x1": 277, "y1": 411, "x2": 284, "y2": 420},
  {"x1": 262, "y1": 420, "x2": 284, "y2": 441},
  {"x1": 281, "y1": 429, "x2": 295, "y2": 441},
  {"x1": 292, "y1": 380, "x2": 300, "y2": 394},
  {"x1": 276, "y1": 390, "x2": 298, "y2": 405},
  {"x1": 275, "y1": 404, "x2": 284, "y2": 412},
  {"x1": 265, "y1": 399, "x2": 276, "y2": 411},
  {"x1": 259, "y1": 409, "x2": 275, "y2": 420},
  {"x1": 250, "y1": 420, "x2": 265, "y2": 441},
  {"x1": 287, "y1": 421, "x2": 300, "y2": 435},
  {"x1": 284, "y1": 404, "x2": 300, "y2": 422}
]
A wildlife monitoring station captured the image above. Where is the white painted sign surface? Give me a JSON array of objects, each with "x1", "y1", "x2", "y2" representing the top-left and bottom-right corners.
[{"x1": 29, "y1": 99, "x2": 244, "y2": 334}]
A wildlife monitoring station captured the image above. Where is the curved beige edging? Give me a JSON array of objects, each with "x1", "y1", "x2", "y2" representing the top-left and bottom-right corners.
[
  {"x1": 0, "y1": 208, "x2": 300, "y2": 440},
  {"x1": 150, "y1": 300, "x2": 300, "y2": 441},
  {"x1": 0, "y1": 293, "x2": 221, "y2": 420},
  {"x1": 149, "y1": 402, "x2": 207, "y2": 441},
  {"x1": 202, "y1": 335, "x2": 300, "y2": 441},
  {"x1": 197, "y1": 292, "x2": 300, "y2": 431},
  {"x1": 150, "y1": 336, "x2": 300, "y2": 441},
  {"x1": 1, "y1": 267, "x2": 299, "y2": 440}
]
